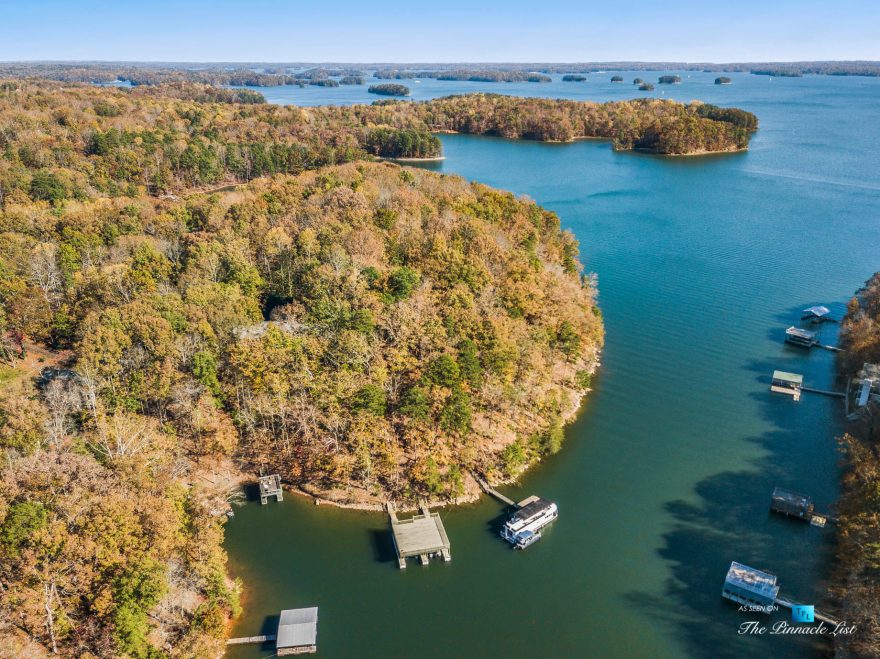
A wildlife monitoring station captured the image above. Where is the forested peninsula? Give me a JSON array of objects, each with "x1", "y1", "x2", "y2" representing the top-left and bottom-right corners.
[
  {"x1": 0, "y1": 160, "x2": 604, "y2": 654},
  {"x1": 0, "y1": 80, "x2": 608, "y2": 655},
  {"x1": 0, "y1": 83, "x2": 758, "y2": 207},
  {"x1": 0, "y1": 79, "x2": 759, "y2": 655}
]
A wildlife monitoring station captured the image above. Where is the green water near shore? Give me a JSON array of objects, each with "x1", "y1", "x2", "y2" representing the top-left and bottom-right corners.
[{"x1": 225, "y1": 73, "x2": 880, "y2": 658}]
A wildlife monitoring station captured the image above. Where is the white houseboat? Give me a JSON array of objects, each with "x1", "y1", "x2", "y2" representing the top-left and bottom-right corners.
[{"x1": 500, "y1": 496, "x2": 558, "y2": 548}]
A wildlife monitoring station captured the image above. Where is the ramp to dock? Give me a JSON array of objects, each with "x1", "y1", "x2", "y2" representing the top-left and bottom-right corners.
[
  {"x1": 775, "y1": 596, "x2": 840, "y2": 626},
  {"x1": 227, "y1": 634, "x2": 276, "y2": 645},
  {"x1": 801, "y1": 386, "x2": 846, "y2": 398},
  {"x1": 472, "y1": 472, "x2": 515, "y2": 506}
]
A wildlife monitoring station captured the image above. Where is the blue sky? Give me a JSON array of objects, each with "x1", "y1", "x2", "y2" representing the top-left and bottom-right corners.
[{"x1": 1, "y1": 0, "x2": 877, "y2": 62}]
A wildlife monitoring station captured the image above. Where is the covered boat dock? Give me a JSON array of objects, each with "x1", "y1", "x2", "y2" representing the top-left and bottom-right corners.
[
  {"x1": 801, "y1": 305, "x2": 834, "y2": 323},
  {"x1": 770, "y1": 370, "x2": 803, "y2": 401}
]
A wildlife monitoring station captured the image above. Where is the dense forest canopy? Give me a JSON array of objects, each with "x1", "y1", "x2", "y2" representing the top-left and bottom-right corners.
[
  {"x1": 835, "y1": 273, "x2": 880, "y2": 656},
  {"x1": 0, "y1": 79, "x2": 757, "y2": 655},
  {"x1": 0, "y1": 159, "x2": 601, "y2": 655},
  {"x1": 561, "y1": 75, "x2": 587, "y2": 82},
  {"x1": 0, "y1": 83, "x2": 758, "y2": 211},
  {"x1": 658, "y1": 75, "x2": 682, "y2": 84}
]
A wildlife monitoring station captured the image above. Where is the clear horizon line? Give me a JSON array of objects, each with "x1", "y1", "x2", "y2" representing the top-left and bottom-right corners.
[{"x1": 2, "y1": 59, "x2": 879, "y2": 66}]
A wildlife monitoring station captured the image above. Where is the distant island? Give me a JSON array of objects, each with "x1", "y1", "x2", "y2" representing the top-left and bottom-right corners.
[
  {"x1": 611, "y1": 75, "x2": 624, "y2": 82},
  {"x1": 633, "y1": 78, "x2": 644, "y2": 84},
  {"x1": 340, "y1": 75, "x2": 364, "y2": 85},
  {"x1": 658, "y1": 75, "x2": 682, "y2": 84},
  {"x1": 2, "y1": 62, "x2": 880, "y2": 88},
  {"x1": 639, "y1": 83, "x2": 655, "y2": 91},
  {"x1": 751, "y1": 69, "x2": 803, "y2": 77},
  {"x1": 562, "y1": 74, "x2": 587, "y2": 82},
  {"x1": 368, "y1": 83, "x2": 410, "y2": 96},
  {"x1": 715, "y1": 76, "x2": 732, "y2": 85}
]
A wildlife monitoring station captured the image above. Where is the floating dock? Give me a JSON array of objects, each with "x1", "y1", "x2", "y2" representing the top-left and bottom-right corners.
[{"x1": 386, "y1": 502, "x2": 451, "y2": 568}]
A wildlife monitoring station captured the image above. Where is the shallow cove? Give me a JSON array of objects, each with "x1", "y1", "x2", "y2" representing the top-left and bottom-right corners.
[{"x1": 225, "y1": 74, "x2": 880, "y2": 658}]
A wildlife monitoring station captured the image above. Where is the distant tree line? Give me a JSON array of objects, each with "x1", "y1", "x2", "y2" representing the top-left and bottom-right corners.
[
  {"x1": 2, "y1": 61, "x2": 880, "y2": 85},
  {"x1": 374, "y1": 69, "x2": 552, "y2": 82}
]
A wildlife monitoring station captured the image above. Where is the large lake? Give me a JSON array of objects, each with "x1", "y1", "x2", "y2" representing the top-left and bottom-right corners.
[{"x1": 225, "y1": 72, "x2": 880, "y2": 657}]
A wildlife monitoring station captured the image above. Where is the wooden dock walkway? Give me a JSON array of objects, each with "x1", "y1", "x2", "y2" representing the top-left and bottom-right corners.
[
  {"x1": 471, "y1": 473, "x2": 515, "y2": 506},
  {"x1": 226, "y1": 634, "x2": 276, "y2": 645},
  {"x1": 775, "y1": 596, "x2": 840, "y2": 626},
  {"x1": 801, "y1": 386, "x2": 846, "y2": 398}
]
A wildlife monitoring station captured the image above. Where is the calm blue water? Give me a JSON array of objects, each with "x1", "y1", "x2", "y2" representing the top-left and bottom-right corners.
[{"x1": 225, "y1": 73, "x2": 880, "y2": 658}]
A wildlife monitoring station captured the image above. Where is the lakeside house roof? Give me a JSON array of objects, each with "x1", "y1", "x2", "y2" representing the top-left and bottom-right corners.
[
  {"x1": 277, "y1": 607, "x2": 318, "y2": 650},
  {"x1": 860, "y1": 363, "x2": 880, "y2": 381}
]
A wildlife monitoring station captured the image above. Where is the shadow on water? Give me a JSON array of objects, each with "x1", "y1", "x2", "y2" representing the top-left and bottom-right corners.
[
  {"x1": 368, "y1": 528, "x2": 397, "y2": 565},
  {"x1": 254, "y1": 613, "x2": 279, "y2": 651},
  {"x1": 484, "y1": 511, "x2": 511, "y2": 539},
  {"x1": 624, "y1": 347, "x2": 842, "y2": 658},
  {"x1": 242, "y1": 483, "x2": 262, "y2": 503}
]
